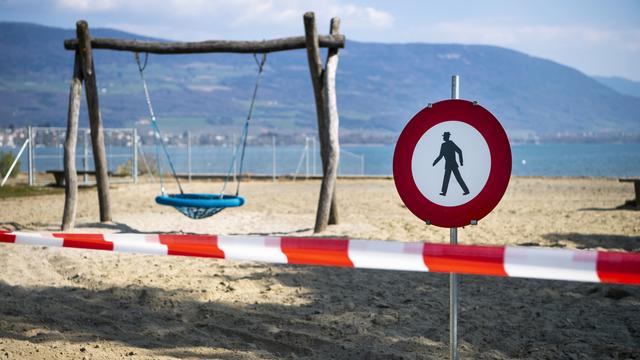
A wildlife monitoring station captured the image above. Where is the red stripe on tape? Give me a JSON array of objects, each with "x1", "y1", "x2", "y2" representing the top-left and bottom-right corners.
[
  {"x1": 54, "y1": 233, "x2": 113, "y2": 251},
  {"x1": 423, "y1": 244, "x2": 507, "y2": 276},
  {"x1": 0, "y1": 231, "x2": 16, "y2": 243},
  {"x1": 159, "y1": 234, "x2": 224, "y2": 258},
  {"x1": 596, "y1": 251, "x2": 640, "y2": 285},
  {"x1": 281, "y1": 237, "x2": 353, "y2": 267}
]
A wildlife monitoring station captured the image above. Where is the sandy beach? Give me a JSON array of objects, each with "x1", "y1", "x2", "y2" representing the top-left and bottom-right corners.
[{"x1": 0, "y1": 177, "x2": 638, "y2": 359}]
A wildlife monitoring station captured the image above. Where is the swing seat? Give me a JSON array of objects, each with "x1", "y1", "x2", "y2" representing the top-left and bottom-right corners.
[{"x1": 155, "y1": 193, "x2": 245, "y2": 219}]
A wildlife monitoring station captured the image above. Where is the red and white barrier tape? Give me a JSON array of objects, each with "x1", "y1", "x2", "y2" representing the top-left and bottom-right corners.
[{"x1": 1, "y1": 231, "x2": 638, "y2": 285}]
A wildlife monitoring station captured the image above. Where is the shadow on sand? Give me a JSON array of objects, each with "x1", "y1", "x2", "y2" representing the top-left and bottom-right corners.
[
  {"x1": 78, "y1": 222, "x2": 143, "y2": 233},
  {"x1": 1, "y1": 257, "x2": 639, "y2": 359},
  {"x1": 0, "y1": 267, "x2": 452, "y2": 359},
  {"x1": 579, "y1": 199, "x2": 638, "y2": 212},
  {"x1": 542, "y1": 233, "x2": 640, "y2": 251}
]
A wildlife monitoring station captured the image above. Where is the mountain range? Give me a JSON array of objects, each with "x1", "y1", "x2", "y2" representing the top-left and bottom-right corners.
[{"x1": 1, "y1": 22, "x2": 639, "y2": 142}]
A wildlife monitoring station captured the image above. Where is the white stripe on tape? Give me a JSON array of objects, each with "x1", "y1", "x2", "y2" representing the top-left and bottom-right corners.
[
  {"x1": 218, "y1": 235, "x2": 287, "y2": 263},
  {"x1": 348, "y1": 240, "x2": 428, "y2": 272},
  {"x1": 15, "y1": 232, "x2": 63, "y2": 247},
  {"x1": 104, "y1": 234, "x2": 168, "y2": 255},
  {"x1": 504, "y1": 246, "x2": 599, "y2": 283},
  {"x1": 112, "y1": 242, "x2": 168, "y2": 255},
  {"x1": 104, "y1": 234, "x2": 148, "y2": 243}
]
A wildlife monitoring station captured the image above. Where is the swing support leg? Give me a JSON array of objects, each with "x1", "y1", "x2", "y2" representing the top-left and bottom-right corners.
[
  {"x1": 78, "y1": 22, "x2": 112, "y2": 223},
  {"x1": 62, "y1": 52, "x2": 82, "y2": 230},
  {"x1": 304, "y1": 12, "x2": 341, "y2": 233}
]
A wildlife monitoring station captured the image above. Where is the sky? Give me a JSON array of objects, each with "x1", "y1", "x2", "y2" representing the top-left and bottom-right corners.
[{"x1": 1, "y1": 0, "x2": 639, "y2": 81}]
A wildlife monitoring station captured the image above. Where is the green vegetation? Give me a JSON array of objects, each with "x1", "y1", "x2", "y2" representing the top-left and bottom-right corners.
[
  {"x1": 0, "y1": 151, "x2": 20, "y2": 179},
  {"x1": 0, "y1": 184, "x2": 63, "y2": 198}
]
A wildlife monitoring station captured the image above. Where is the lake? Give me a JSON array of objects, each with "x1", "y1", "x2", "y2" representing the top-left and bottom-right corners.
[{"x1": 3, "y1": 143, "x2": 640, "y2": 179}]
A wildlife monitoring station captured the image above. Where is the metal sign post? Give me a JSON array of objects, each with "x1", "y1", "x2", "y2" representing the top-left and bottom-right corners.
[
  {"x1": 449, "y1": 75, "x2": 460, "y2": 360},
  {"x1": 393, "y1": 73, "x2": 511, "y2": 360}
]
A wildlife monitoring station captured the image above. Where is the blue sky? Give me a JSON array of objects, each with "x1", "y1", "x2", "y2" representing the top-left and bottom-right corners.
[{"x1": 1, "y1": 0, "x2": 639, "y2": 80}]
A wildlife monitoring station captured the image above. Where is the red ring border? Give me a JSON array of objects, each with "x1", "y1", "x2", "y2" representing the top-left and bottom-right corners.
[{"x1": 393, "y1": 99, "x2": 511, "y2": 228}]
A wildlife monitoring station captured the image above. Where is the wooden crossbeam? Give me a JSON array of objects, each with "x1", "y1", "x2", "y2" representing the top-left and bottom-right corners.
[{"x1": 63, "y1": 35, "x2": 345, "y2": 54}]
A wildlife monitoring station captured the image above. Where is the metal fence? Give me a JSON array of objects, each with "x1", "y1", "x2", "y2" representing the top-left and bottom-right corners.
[
  {"x1": 25, "y1": 126, "x2": 137, "y2": 186},
  {"x1": 3, "y1": 128, "x2": 366, "y2": 186},
  {"x1": 151, "y1": 133, "x2": 366, "y2": 181}
]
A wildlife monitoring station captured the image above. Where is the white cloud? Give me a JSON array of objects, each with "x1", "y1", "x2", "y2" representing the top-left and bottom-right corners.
[
  {"x1": 56, "y1": 0, "x2": 122, "y2": 11},
  {"x1": 412, "y1": 20, "x2": 640, "y2": 80},
  {"x1": 52, "y1": 0, "x2": 393, "y2": 38},
  {"x1": 3, "y1": 0, "x2": 637, "y2": 80},
  {"x1": 328, "y1": 4, "x2": 393, "y2": 28},
  {"x1": 428, "y1": 21, "x2": 640, "y2": 54}
]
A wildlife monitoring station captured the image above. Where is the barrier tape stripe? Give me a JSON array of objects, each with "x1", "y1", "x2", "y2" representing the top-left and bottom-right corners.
[{"x1": 0, "y1": 231, "x2": 638, "y2": 285}]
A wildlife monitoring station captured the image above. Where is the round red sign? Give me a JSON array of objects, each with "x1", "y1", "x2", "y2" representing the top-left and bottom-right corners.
[{"x1": 393, "y1": 99, "x2": 511, "y2": 228}]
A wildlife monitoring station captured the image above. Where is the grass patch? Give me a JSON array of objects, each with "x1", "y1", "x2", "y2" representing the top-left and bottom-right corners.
[{"x1": 0, "y1": 184, "x2": 64, "y2": 199}]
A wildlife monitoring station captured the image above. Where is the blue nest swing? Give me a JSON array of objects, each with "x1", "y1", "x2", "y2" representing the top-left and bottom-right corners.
[
  {"x1": 155, "y1": 193, "x2": 245, "y2": 219},
  {"x1": 135, "y1": 52, "x2": 266, "y2": 220}
]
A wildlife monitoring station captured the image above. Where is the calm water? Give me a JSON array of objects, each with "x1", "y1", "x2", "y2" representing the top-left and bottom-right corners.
[
  {"x1": 3, "y1": 143, "x2": 640, "y2": 178},
  {"x1": 345, "y1": 143, "x2": 640, "y2": 177}
]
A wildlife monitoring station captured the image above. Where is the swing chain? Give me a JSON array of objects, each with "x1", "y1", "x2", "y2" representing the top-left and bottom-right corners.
[{"x1": 220, "y1": 53, "x2": 267, "y2": 197}]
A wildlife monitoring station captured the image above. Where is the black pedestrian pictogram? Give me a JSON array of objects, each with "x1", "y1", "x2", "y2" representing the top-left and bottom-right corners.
[{"x1": 432, "y1": 132, "x2": 470, "y2": 196}]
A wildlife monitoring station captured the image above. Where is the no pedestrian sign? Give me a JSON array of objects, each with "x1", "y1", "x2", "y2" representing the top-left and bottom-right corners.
[{"x1": 393, "y1": 99, "x2": 511, "y2": 228}]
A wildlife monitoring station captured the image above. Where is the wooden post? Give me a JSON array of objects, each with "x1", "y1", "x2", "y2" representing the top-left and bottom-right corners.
[
  {"x1": 76, "y1": 20, "x2": 112, "y2": 222},
  {"x1": 61, "y1": 52, "x2": 83, "y2": 230},
  {"x1": 304, "y1": 12, "x2": 341, "y2": 233},
  {"x1": 325, "y1": 18, "x2": 341, "y2": 225}
]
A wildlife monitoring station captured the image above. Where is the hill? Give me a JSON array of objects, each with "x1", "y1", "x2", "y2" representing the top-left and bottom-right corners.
[
  {"x1": 1, "y1": 22, "x2": 639, "y2": 142},
  {"x1": 593, "y1": 76, "x2": 640, "y2": 98}
]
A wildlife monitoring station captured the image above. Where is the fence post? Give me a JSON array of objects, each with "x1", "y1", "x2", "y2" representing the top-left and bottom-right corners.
[
  {"x1": 27, "y1": 126, "x2": 34, "y2": 186},
  {"x1": 58, "y1": 142, "x2": 63, "y2": 169},
  {"x1": 272, "y1": 135, "x2": 276, "y2": 182},
  {"x1": 232, "y1": 134, "x2": 237, "y2": 182},
  {"x1": 132, "y1": 128, "x2": 138, "y2": 184},
  {"x1": 83, "y1": 129, "x2": 89, "y2": 184},
  {"x1": 187, "y1": 130, "x2": 191, "y2": 182},
  {"x1": 312, "y1": 136, "x2": 317, "y2": 175},
  {"x1": 304, "y1": 136, "x2": 310, "y2": 179}
]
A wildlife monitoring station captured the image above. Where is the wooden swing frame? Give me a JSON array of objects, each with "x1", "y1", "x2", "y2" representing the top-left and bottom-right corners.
[{"x1": 61, "y1": 12, "x2": 344, "y2": 233}]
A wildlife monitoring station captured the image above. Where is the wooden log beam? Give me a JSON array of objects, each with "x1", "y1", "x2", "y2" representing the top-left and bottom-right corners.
[
  {"x1": 77, "y1": 20, "x2": 112, "y2": 222},
  {"x1": 61, "y1": 51, "x2": 82, "y2": 231},
  {"x1": 64, "y1": 34, "x2": 345, "y2": 54}
]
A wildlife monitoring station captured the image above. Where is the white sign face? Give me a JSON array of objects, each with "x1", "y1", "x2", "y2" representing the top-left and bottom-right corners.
[{"x1": 411, "y1": 121, "x2": 491, "y2": 207}]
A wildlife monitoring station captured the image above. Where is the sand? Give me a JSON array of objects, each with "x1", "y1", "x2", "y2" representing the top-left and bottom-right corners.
[{"x1": 0, "y1": 177, "x2": 638, "y2": 359}]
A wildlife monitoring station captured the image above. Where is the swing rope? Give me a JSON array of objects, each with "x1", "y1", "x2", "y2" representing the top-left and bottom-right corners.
[
  {"x1": 219, "y1": 53, "x2": 267, "y2": 197},
  {"x1": 135, "y1": 52, "x2": 184, "y2": 195}
]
